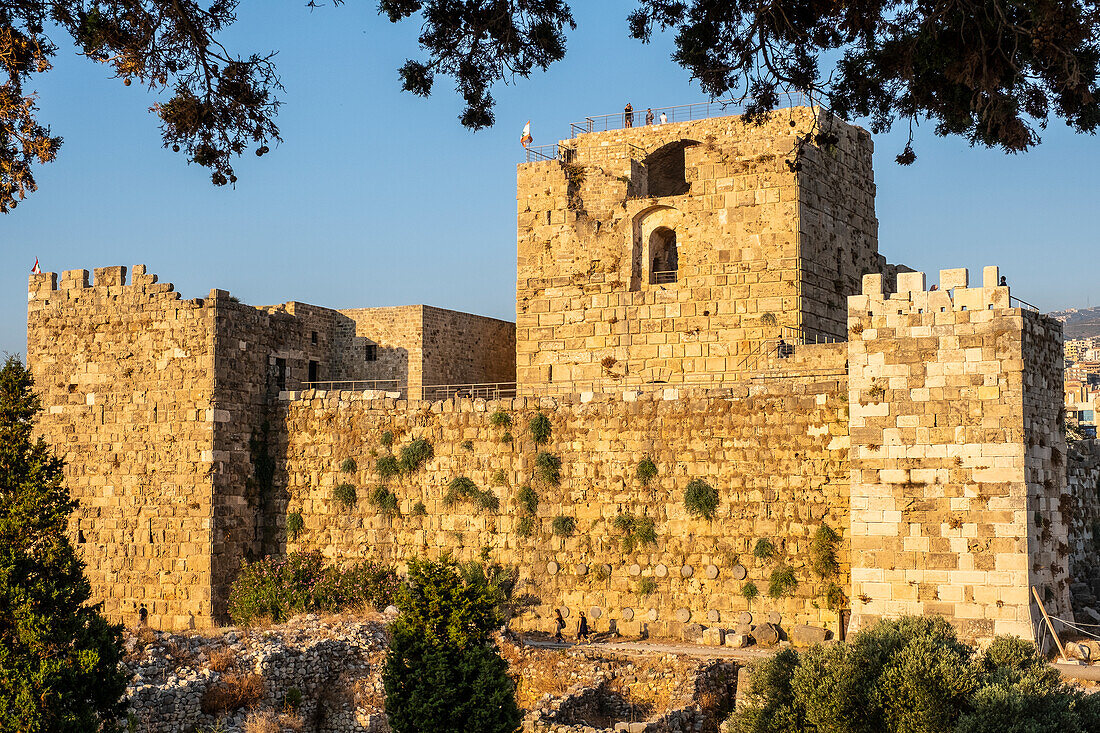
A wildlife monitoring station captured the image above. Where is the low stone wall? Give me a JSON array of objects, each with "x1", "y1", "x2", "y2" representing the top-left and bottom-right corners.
[
  {"x1": 1067, "y1": 440, "x2": 1100, "y2": 618},
  {"x1": 276, "y1": 377, "x2": 851, "y2": 639}
]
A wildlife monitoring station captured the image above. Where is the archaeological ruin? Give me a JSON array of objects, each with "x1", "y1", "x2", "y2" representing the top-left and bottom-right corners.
[{"x1": 26, "y1": 106, "x2": 1098, "y2": 649}]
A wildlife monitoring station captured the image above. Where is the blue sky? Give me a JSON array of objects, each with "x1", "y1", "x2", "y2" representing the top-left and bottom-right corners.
[{"x1": 2, "y1": 1, "x2": 1098, "y2": 358}]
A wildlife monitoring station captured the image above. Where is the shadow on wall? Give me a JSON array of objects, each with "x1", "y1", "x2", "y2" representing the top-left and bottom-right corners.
[{"x1": 643, "y1": 139, "x2": 699, "y2": 198}]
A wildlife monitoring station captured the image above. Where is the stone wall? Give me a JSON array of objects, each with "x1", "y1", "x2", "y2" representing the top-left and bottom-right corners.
[
  {"x1": 335, "y1": 306, "x2": 423, "y2": 391},
  {"x1": 515, "y1": 107, "x2": 878, "y2": 392},
  {"x1": 27, "y1": 266, "x2": 217, "y2": 629},
  {"x1": 421, "y1": 305, "x2": 517, "y2": 390},
  {"x1": 275, "y1": 357, "x2": 852, "y2": 637},
  {"x1": 847, "y1": 266, "x2": 1071, "y2": 642}
]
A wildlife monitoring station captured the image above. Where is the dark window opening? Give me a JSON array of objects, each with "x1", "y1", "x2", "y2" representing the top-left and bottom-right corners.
[
  {"x1": 643, "y1": 140, "x2": 697, "y2": 198},
  {"x1": 308, "y1": 361, "x2": 319, "y2": 382},
  {"x1": 365, "y1": 344, "x2": 378, "y2": 362},
  {"x1": 650, "y1": 227, "x2": 678, "y2": 284},
  {"x1": 275, "y1": 358, "x2": 287, "y2": 390},
  {"x1": 311, "y1": 331, "x2": 318, "y2": 345}
]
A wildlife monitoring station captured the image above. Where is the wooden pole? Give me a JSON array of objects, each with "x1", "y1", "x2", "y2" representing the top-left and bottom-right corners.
[{"x1": 1032, "y1": 585, "x2": 1068, "y2": 660}]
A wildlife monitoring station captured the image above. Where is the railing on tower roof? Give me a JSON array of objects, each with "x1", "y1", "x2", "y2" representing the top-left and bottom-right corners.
[
  {"x1": 524, "y1": 141, "x2": 647, "y2": 164},
  {"x1": 568, "y1": 93, "x2": 811, "y2": 137}
]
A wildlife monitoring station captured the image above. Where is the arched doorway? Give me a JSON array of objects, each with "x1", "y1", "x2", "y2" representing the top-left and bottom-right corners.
[{"x1": 650, "y1": 228, "x2": 678, "y2": 284}]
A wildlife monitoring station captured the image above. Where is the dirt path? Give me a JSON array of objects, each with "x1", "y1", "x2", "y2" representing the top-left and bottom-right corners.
[{"x1": 521, "y1": 636, "x2": 776, "y2": 663}]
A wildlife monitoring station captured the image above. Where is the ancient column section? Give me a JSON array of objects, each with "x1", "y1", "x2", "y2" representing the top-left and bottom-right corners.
[
  {"x1": 847, "y1": 266, "x2": 1072, "y2": 643},
  {"x1": 27, "y1": 266, "x2": 218, "y2": 629},
  {"x1": 515, "y1": 106, "x2": 878, "y2": 394}
]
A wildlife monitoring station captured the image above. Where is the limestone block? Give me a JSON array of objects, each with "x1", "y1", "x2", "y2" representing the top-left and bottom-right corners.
[
  {"x1": 791, "y1": 624, "x2": 829, "y2": 647},
  {"x1": 940, "y1": 268, "x2": 969, "y2": 290}
]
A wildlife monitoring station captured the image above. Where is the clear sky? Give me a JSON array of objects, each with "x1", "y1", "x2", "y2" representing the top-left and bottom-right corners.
[{"x1": 2, "y1": 1, "x2": 1098, "y2": 359}]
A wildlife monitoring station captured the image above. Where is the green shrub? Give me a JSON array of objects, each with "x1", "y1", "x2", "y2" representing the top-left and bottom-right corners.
[
  {"x1": 370, "y1": 486, "x2": 400, "y2": 515},
  {"x1": 516, "y1": 485, "x2": 538, "y2": 515},
  {"x1": 551, "y1": 515, "x2": 576, "y2": 537},
  {"x1": 490, "y1": 410, "x2": 512, "y2": 428},
  {"x1": 286, "y1": 511, "x2": 304, "y2": 540},
  {"x1": 810, "y1": 524, "x2": 840, "y2": 578},
  {"x1": 491, "y1": 468, "x2": 508, "y2": 486},
  {"x1": 282, "y1": 686, "x2": 303, "y2": 712},
  {"x1": 0, "y1": 357, "x2": 128, "y2": 728},
  {"x1": 726, "y1": 617, "x2": 1097, "y2": 733},
  {"x1": 383, "y1": 558, "x2": 522, "y2": 733},
  {"x1": 534, "y1": 451, "x2": 561, "y2": 485},
  {"x1": 824, "y1": 582, "x2": 846, "y2": 610},
  {"x1": 516, "y1": 515, "x2": 537, "y2": 537},
  {"x1": 614, "y1": 512, "x2": 657, "y2": 552},
  {"x1": 411, "y1": 501, "x2": 427, "y2": 517},
  {"x1": 461, "y1": 439, "x2": 474, "y2": 451},
  {"x1": 637, "y1": 577, "x2": 658, "y2": 596},
  {"x1": 340, "y1": 457, "x2": 357, "y2": 473},
  {"x1": 376, "y1": 454, "x2": 400, "y2": 481},
  {"x1": 500, "y1": 431, "x2": 513, "y2": 444},
  {"x1": 753, "y1": 538, "x2": 776, "y2": 562},
  {"x1": 444, "y1": 476, "x2": 499, "y2": 512},
  {"x1": 529, "y1": 412, "x2": 552, "y2": 445},
  {"x1": 636, "y1": 457, "x2": 658, "y2": 486},
  {"x1": 683, "y1": 478, "x2": 719, "y2": 519},
  {"x1": 399, "y1": 437, "x2": 434, "y2": 473},
  {"x1": 333, "y1": 483, "x2": 357, "y2": 508},
  {"x1": 634, "y1": 515, "x2": 657, "y2": 545},
  {"x1": 228, "y1": 551, "x2": 399, "y2": 626},
  {"x1": 380, "y1": 430, "x2": 395, "y2": 448},
  {"x1": 741, "y1": 581, "x2": 759, "y2": 601},
  {"x1": 768, "y1": 566, "x2": 798, "y2": 598}
]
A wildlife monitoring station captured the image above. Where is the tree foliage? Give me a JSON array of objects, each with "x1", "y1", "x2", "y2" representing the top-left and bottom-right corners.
[
  {"x1": 0, "y1": 356, "x2": 127, "y2": 731},
  {"x1": 383, "y1": 557, "x2": 522, "y2": 733},
  {"x1": 728, "y1": 615, "x2": 1100, "y2": 733}
]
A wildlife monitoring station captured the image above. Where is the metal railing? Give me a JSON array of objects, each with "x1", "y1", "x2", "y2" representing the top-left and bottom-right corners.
[
  {"x1": 421, "y1": 382, "x2": 518, "y2": 401},
  {"x1": 652, "y1": 270, "x2": 678, "y2": 284},
  {"x1": 302, "y1": 379, "x2": 400, "y2": 392},
  {"x1": 569, "y1": 94, "x2": 810, "y2": 137},
  {"x1": 1011, "y1": 295, "x2": 1040, "y2": 312},
  {"x1": 524, "y1": 142, "x2": 647, "y2": 164}
]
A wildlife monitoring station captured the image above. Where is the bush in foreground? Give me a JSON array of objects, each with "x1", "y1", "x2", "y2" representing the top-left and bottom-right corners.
[
  {"x1": 727, "y1": 615, "x2": 1100, "y2": 733},
  {"x1": 0, "y1": 357, "x2": 127, "y2": 731},
  {"x1": 383, "y1": 557, "x2": 521, "y2": 733},
  {"x1": 228, "y1": 551, "x2": 398, "y2": 626}
]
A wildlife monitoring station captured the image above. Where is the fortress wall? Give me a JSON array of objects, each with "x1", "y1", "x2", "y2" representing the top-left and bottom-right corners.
[
  {"x1": 275, "y1": 372, "x2": 852, "y2": 638},
  {"x1": 847, "y1": 268, "x2": 1067, "y2": 642},
  {"x1": 26, "y1": 266, "x2": 218, "y2": 629},
  {"x1": 335, "y1": 306, "x2": 424, "y2": 391},
  {"x1": 516, "y1": 108, "x2": 876, "y2": 391},
  {"x1": 1067, "y1": 442, "x2": 1100, "y2": 605},
  {"x1": 421, "y1": 306, "x2": 516, "y2": 388}
]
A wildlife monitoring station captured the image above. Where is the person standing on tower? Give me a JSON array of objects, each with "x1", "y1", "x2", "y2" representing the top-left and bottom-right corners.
[
  {"x1": 624, "y1": 103, "x2": 634, "y2": 128},
  {"x1": 645, "y1": 108, "x2": 654, "y2": 125}
]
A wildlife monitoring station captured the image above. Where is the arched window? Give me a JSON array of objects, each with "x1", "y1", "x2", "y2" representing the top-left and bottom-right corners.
[{"x1": 650, "y1": 227, "x2": 678, "y2": 284}]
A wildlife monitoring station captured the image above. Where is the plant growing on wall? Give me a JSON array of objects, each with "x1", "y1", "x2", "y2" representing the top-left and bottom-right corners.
[
  {"x1": 370, "y1": 486, "x2": 400, "y2": 515},
  {"x1": 340, "y1": 457, "x2": 357, "y2": 473},
  {"x1": 551, "y1": 515, "x2": 576, "y2": 537},
  {"x1": 753, "y1": 538, "x2": 776, "y2": 562},
  {"x1": 376, "y1": 455, "x2": 400, "y2": 482},
  {"x1": 636, "y1": 457, "x2": 658, "y2": 486},
  {"x1": 444, "y1": 477, "x2": 499, "y2": 512},
  {"x1": 286, "y1": 511, "x2": 304, "y2": 540},
  {"x1": 412, "y1": 501, "x2": 427, "y2": 517},
  {"x1": 461, "y1": 440, "x2": 474, "y2": 452},
  {"x1": 491, "y1": 469, "x2": 508, "y2": 487},
  {"x1": 768, "y1": 566, "x2": 799, "y2": 598},
  {"x1": 399, "y1": 438, "x2": 435, "y2": 473},
  {"x1": 613, "y1": 512, "x2": 658, "y2": 553},
  {"x1": 534, "y1": 451, "x2": 561, "y2": 486},
  {"x1": 683, "y1": 479, "x2": 719, "y2": 520},
  {"x1": 741, "y1": 581, "x2": 759, "y2": 602},
  {"x1": 824, "y1": 582, "x2": 847, "y2": 610},
  {"x1": 516, "y1": 486, "x2": 538, "y2": 515},
  {"x1": 500, "y1": 431, "x2": 513, "y2": 444},
  {"x1": 637, "y1": 577, "x2": 658, "y2": 596},
  {"x1": 529, "y1": 412, "x2": 552, "y2": 446},
  {"x1": 516, "y1": 516, "x2": 536, "y2": 538},
  {"x1": 380, "y1": 430, "x2": 395, "y2": 448},
  {"x1": 490, "y1": 410, "x2": 512, "y2": 428},
  {"x1": 810, "y1": 524, "x2": 841, "y2": 578},
  {"x1": 333, "y1": 483, "x2": 357, "y2": 508}
]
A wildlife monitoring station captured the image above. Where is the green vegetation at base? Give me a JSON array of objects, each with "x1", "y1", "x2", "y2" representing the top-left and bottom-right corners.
[
  {"x1": 227, "y1": 550, "x2": 398, "y2": 626},
  {"x1": 383, "y1": 558, "x2": 522, "y2": 733},
  {"x1": 0, "y1": 357, "x2": 127, "y2": 730},
  {"x1": 726, "y1": 616, "x2": 1100, "y2": 733}
]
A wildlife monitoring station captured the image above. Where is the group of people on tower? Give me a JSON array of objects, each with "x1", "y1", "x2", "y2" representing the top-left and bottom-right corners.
[{"x1": 624, "y1": 103, "x2": 667, "y2": 127}]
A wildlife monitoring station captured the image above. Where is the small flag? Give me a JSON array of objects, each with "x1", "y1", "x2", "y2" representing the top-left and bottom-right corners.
[
  {"x1": 31, "y1": 258, "x2": 40, "y2": 274},
  {"x1": 521, "y1": 121, "x2": 533, "y2": 148}
]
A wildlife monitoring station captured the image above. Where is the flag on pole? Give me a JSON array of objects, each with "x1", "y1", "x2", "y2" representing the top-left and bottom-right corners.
[
  {"x1": 521, "y1": 121, "x2": 533, "y2": 148},
  {"x1": 31, "y1": 258, "x2": 40, "y2": 274}
]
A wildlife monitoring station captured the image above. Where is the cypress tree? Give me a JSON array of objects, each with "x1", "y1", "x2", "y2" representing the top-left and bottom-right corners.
[{"x1": 0, "y1": 356, "x2": 127, "y2": 731}]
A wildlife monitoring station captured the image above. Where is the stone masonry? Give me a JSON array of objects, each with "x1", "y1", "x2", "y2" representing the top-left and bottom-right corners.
[{"x1": 25, "y1": 107, "x2": 1087, "y2": 646}]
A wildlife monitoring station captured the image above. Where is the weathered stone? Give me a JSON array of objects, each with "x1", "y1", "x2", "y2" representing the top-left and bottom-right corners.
[
  {"x1": 752, "y1": 624, "x2": 780, "y2": 647},
  {"x1": 791, "y1": 625, "x2": 829, "y2": 647}
]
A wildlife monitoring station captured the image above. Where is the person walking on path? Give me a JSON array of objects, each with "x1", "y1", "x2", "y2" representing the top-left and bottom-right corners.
[
  {"x1": 554, "y1": 609, "x2": 566, "y2": 642},
  {"x1": 624, "y1": 103, "x2": 634, "y2": 128},
  {"x1": 577, "y1": 611, "x2": 590, "y2": 642},
  {"x1": 645, "y1": 108, "x2": 654, "y2": 125}
]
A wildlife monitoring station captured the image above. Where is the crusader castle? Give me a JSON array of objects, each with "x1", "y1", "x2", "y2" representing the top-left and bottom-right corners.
[{"x1": 27, "y1": 106, "x2": 1100, "y2": 646}]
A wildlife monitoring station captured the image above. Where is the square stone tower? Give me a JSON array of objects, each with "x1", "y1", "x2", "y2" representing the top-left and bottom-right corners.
[{"x1": 515, "y1": 106, "x2": 878, "y2": 392}]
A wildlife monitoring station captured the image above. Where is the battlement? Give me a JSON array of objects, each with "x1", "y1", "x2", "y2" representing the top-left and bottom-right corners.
[{"x1": 852, "y1": 265, "x2": 1013, "y2": 316}]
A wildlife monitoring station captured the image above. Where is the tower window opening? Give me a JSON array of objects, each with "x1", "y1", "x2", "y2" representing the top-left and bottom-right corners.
[
  {"x1": 650, "y1": 227, "x2": 678, "y2": 284},
  {"x1": 365, "y1": 344, "x2": 378, "y2": 362}
]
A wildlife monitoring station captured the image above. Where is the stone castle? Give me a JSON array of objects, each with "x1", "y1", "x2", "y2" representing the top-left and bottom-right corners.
[{"x1": 27, "y1": 106, "x2": 1098, "y2": 647}]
